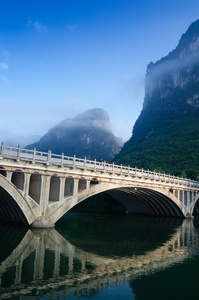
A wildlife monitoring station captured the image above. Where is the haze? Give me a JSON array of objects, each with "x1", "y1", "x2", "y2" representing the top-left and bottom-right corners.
[{"x1": 1, "y1": 0, "x2": 199, "y2": 145}]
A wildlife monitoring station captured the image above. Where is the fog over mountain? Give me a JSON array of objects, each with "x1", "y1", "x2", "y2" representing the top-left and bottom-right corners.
[
  {"x1": 26, "y1": 108, "x2": 123, "y2": 161},
  {"x1": 4, "y1": 135, "x2": 41, "y2": 148}
]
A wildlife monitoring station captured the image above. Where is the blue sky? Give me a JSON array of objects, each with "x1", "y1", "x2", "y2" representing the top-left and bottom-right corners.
[{"x1": 1, "y1": 0, "x2": 199, "y2": 144}]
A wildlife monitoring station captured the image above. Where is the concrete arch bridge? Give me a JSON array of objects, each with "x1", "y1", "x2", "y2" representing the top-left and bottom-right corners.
[{"x1": 0, "y1": 144, "x2": 199, "y2": 227}]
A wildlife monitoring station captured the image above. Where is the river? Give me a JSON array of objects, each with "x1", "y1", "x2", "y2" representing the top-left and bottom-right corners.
[{"x1": 0, "y1": 214, "x2": 199, "y2": 299}]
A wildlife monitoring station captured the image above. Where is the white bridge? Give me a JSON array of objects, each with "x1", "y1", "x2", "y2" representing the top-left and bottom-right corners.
[{"x1": 0, "y1": 143, "x2": 199, "y2": 227}]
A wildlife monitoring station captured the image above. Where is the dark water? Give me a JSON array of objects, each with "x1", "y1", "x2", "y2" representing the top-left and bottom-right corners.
[{"x1": 0, "y1": 214, "x2": 199, "y2": 299}]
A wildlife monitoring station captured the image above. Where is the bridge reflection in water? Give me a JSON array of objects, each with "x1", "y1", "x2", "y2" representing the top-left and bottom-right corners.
[{"x1": 0, "y1": 216, "x2": 199, "y2": 299}]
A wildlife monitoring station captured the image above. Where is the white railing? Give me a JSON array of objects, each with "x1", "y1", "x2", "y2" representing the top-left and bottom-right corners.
[{"x1": 0, "y1": 142, "x2": 199, "y2": 188}]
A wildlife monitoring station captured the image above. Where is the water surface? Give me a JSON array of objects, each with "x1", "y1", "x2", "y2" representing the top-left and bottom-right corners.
[{"x1": 0, "y1": 214, "x2": 199, "y2": 299}]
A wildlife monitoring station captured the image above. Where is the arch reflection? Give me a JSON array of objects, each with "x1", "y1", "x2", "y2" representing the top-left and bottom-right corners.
[{"x1": 0, "y1": 217, "x2": 199, "y2": 299}]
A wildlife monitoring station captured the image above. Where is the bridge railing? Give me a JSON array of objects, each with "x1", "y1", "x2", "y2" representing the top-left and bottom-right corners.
[{"x1": 0, "y1": 143, "x2": 199, "y2": 188}]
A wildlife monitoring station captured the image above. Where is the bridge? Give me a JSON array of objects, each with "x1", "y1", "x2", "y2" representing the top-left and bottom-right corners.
[{"x1": 0, "y1": 143, "x2": 199, "y2": 227}]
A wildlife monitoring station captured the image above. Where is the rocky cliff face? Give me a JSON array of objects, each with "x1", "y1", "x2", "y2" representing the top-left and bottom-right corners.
[
  {"x1": 115, "y1": 20, "x2": 199, "y2": 179},
  {"x1": 144, "y1": 20, "x2": 199, "y2": 111},
  {"x1": 26, "y1": 108, "x2": 123, "y2": 161}
]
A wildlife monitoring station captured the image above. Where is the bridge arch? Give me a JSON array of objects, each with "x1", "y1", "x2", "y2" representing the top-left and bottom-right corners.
[
  {"x1": 90, "y1": 178, "x2": 99, "y2": 186},
  {"x1": 64, "y1": 176, "x2": 74, "y2": 198},
  {"x1": 105, "y1": 187, "x2": 183, "y2": 218},
  {"x1": 0, "y1": 175, "x2": 35, "y2": 225},
  {"x1": 29, "y1": 173, "x2": 42, "y2": 204},
  {"x1": 11, "y1": 170, "x2": 25, "y2": 191},
  {"x1": 78, "y1": 178, "x2": 87, "y2": 193},
  {"x1": 49, "y1": 175, "x2": 60, "y2": 202},
  {"x1": 50, "y1": 185, "x2": 184, "y2": 224}
]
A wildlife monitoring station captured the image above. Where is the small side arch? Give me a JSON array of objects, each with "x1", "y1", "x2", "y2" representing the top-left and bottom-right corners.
[
  {"x1": 11, "y1": 169, "x2": 25, "y2": 191},
  {"x1": 49, "y1": 175, "x2": 60, "y2": 202},
  {"x1": 64, "y1": 176, "x2": 74, "y2": 198},
  {"x1": 78, "y1": 178, "x2": 87, "y2": 193},
  {"x1": 29, "y1": 172, "x2": 42, "y2": 204},
  {"x1": 90, "y1": 178, "x2": 99, "y2": 186}
]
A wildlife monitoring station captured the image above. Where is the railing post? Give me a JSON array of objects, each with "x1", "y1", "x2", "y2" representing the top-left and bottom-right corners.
[
  {"x1": 61, "y1": 153, "x2": 64, "y2": 165},
  {"x1": 32, "y1": 148, "x2": 36, "y2": 163},
  {"x1": 142, "y1": 168, "x2": 143, "y2": 177},
  {"x1": 84, "y1": 157, "x2": 86, "y2": 169},
  {"x1": 48, "y1": 150, "x2": 51, "y2": 163},
  {"x1": 128, "y1": 165, "x2": 130, "y2": 175},
  {"x1": 94, "y1": 159, "x2": 96, "y2": 171},
  {"x1": 112, "y1": 162, "x2": 114, "y2": 173},
  {"x1": 73, "y1": 155, "x2": 76, "y2": 167},
  {"x1": 17, "y1": 145, "x2": 21, "y2": 160},
  {"x1": 121, "y1": 164, "x2": 122, "y2": 174},
  {"x1": 135, "y1": 167, "x2": 137, "y2": 176},
  {"x1": 0, "y1": 142, "x2": 4, "y2": 156},
  {"x1": 104, "y1": 161, "x2": 106, "y2": 172}
]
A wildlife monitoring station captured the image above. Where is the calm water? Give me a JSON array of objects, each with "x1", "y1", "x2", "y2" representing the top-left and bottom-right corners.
[{"x1": 1, "y1": 214, "x2": 199, "y2": 299}]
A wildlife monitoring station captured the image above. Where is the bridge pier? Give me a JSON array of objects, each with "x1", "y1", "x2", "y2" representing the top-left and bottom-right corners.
[
  {"x1": 178, "y1": 190, "x2": 195, "y2": 219},
  {"x1": 31, "y1": 216, "x2": 55, "y2": 228}
]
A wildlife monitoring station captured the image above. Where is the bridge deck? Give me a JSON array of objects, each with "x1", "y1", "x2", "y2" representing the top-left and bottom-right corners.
[{"x1": 0, "y1": 143, "x2": 199, "y2": 188}]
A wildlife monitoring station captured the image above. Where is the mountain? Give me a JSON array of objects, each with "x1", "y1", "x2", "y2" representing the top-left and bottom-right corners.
[
  {"x1": 114, "y1": 20, "x2": 199, "y2": 179},
  {"x1": 26, "y1": 108, "x2": 123, "y2": 161}
]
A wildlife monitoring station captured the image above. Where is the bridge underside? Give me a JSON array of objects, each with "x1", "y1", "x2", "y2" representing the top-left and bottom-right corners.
[
  {"x1": 0, "y1": 186, "x2": 29, "y2": 225},
  {"x1": 193, "y1": 199, "x2": 199, "y2": 216},
  {"x1": 105, "y1": 187, "x2": 184, "y2": 218}
]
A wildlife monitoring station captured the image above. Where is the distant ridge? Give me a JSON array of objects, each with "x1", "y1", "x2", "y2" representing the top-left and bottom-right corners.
[{"x1": 26, "y1": 108, "x2": 123, "y2": 161}]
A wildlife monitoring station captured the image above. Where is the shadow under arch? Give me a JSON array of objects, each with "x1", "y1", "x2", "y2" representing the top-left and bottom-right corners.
[
  {"x1": 192, "y1": 196, "x2": 199, "y2": 216},
  {"x1": 105, "y1": 187, "x2": 184, "y2": 218},
  {"x1": 0, "y1": 175, "x2": 35, "y2": 226},
  {"x1": 0, "y1": 186, "x2": 29, "y2": 225},
  {"x1": 50, "y1": 185, "x2": 184, "y2": 225}
]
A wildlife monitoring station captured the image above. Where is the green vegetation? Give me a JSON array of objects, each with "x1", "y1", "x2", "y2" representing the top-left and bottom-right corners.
[{"x1": 115, "y1": 97, "x2": 199, "y2": 180}]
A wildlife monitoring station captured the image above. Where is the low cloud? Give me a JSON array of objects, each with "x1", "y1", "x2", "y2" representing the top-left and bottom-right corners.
[
  {"x1": 0, "y1": 76, "x2": 9, "y2": 82},
  {"x1": 67, "y1": 24, "x2": 78, "y2": 32},
  {"x1": 147, "y1": 51, "x2": 199, "y2": 81},
  {"x1": 27, "y1": 19, "x2": 48, "y2": 33},
  {"x1": 33, "y1": 21, "x2": 48, "y2": 33},
  {"x1": 0, "y1": 62, "x2": 8, "y2": 70},
  {"x1": 0, "y1": 48, "x2": 9, "y2": 60}
]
